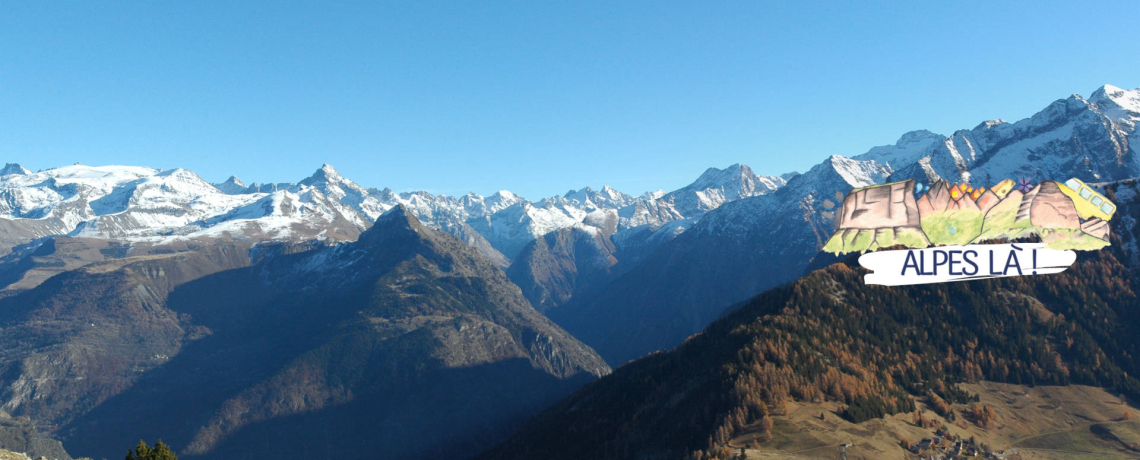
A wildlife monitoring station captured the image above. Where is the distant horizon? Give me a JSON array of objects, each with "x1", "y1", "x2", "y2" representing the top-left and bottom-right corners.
[
  {"x1": 4, "y1": 81, "x2": 1129, "y2": 201},
  {"x1": 3, "y1": 1, "x2": 1138, "y2": 198}
]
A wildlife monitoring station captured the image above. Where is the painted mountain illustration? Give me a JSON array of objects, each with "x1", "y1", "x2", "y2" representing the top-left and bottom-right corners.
[{"x1": 823, "y1": 176, "x2": 1115, "y2": 254}]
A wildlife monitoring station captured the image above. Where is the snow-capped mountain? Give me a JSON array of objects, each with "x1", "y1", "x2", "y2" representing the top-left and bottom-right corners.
[
  {"x1": 4, "y1": 84, "x2": 1131, "y2": 289},
  {"x1": 0, "y1": 159, "x2": 789, "y2": 268},
  {"x1": 548, "y1": 84, "x2": 1140, "y2": 365},
  {"x1": 551, "y1": 154, "x2": 892, "y2": 364},
  {"x1": 882, "y1": 85, "x2": 1140, "y2": 187},
  {"x1": 0, "y1": 164, "x2": 372, "y2": 251}
]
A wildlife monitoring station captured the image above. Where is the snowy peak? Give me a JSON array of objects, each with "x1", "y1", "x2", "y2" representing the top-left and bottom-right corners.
[
  {"x1": 660, "y1": 163, "x2": 787, "y2": 216},
  {"x1": 0, "y1": 163, "x2": 30, "y2": 176},
  {"x1": 3, "y1": 82, "x2": 1133, "y2": 270},
  {"x1": 973, "y1": 119, "x2": 1008, "y2": 130},
  {"x1": 688, "y1": 163, "x2": 751, "y2": 190},
  {"x1": 1089, "y1": 84, "x2": 1140, "y2": 122},
  {"x1": 484, "y1": 190, "x2": 525, "y2": 213},
  {"x1": 897, "y1": 129, "x2": 941, "y2": 144},
  {"x1": 558, "y1": 184, "x2": 635, "y2": 211},
  {"x1": 854, "y1": 129, "x2": 944, "y2": 168},
  {"x1": 1090, "y1": 84, "x2": 1133, "y2": 103},
  {"x1": 214, "y1": 176, "x2": 247, "y2": 194},
  {"x1": 825, "y1": 155, "x2": 892, "y2": 188},
  {"x1": 491, "y1": 190, "x2": 522, "y2": 202},
  {"x1": 299, "y1": 163, "x2": 345, "y2": 187}
]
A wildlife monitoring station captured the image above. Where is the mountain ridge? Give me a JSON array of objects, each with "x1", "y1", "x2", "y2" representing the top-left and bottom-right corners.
[
  {"x1": 0, "y1": 205, "x2": 608, "y2": 460},
  {"x1": 542, "y1": 84, "x2": 1140, "y2": 366}
]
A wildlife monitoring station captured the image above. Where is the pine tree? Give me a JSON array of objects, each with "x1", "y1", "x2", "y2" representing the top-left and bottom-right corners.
[
  {"x1": 152, "y1": 440, "x2": 177, "y2": 460},
  {"x1": 125, "y1": 440, "x2": 177, "y2": 460}
]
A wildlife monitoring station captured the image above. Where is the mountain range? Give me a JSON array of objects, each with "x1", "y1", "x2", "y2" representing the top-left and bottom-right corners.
[
  {"x1": 0, "y1": 84, "x2": 1136, "y2": 459},
  {"x1": 0, "y1": 206, "x2": 608, "y2": 460},
  {"x1": 0, "y1": 160, "x2": 788, "y2": 269},
  {"x1": 546, "y1": 83, "x2": 1140, "y2": 365}
]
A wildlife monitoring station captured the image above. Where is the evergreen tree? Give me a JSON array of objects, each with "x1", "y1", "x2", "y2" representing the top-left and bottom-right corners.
[{"x1": 125, "y1": 439, "x2": 177, "y2": 460}]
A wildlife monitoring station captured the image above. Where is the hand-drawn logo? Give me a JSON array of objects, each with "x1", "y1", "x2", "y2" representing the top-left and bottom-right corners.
[{"x1": 822, "y1": 178, "x2": 1115, "y2": 285}]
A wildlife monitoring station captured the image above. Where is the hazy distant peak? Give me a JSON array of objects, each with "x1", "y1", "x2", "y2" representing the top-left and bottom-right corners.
[{"x1": 0, "y1": 163, "x2": 30, "y2": 176}]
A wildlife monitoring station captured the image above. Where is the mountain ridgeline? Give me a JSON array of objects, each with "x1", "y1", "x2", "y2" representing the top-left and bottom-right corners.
[
  {"x1": 480, "y1": 218, "x2": 1140, "y2": 459},
  {"x1": 0, "y1": 84, "x2": 1135, "y2": 459},
  {"x1": 526, "y1": 84, "x2": 1140, "y2": 365},
  {"x1": 0, "y1": 206, "x2": 608, "y2": 460}
]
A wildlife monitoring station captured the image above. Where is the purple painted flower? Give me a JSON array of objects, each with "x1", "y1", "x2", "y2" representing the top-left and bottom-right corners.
[{"x1": 1017, "y1": 178, "x2": 1033, "y2": 193}]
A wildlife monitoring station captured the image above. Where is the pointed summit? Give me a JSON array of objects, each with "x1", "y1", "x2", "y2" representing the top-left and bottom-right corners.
[
  {"x1": 1089, "y1": 84, "x2": 1140, "y2": 116},
  {"x1": 484, "y1": 190, "x2": 524, "y2": 213},
  {"x1": 679, "y1": 163, "x2": 755, "y2": 194},
  {"x1": 375, "y1": 204, "x2": 424, "y2": 231},
  {"x1": 356, "y1": 203, "x2": 427, "y2": 247},
  {"x1": 0, "y1": 163, "x2": 30, "y2": 176},
  {"x1": 1090, "y1": 84, "x2": 1125, "y2": 101},
  {"x1": 300, "y1": 164, "x2": 343, "y2": 186},
  {"x1": 213, "y1": 176, "x2": 248, "y2": 194}
]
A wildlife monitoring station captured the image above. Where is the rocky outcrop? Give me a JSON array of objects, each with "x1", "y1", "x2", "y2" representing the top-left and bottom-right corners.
[
  {"x1": 0, "y1": 415, "x2": 71, "y2": 460},
  {"x1": 1019, "y1": 182, "x2": 1081, "y2": 229},
  {"x1": 824, "y1": 179, "x2": 930, "y2": 254},
  {"x1": 1082, "y1": 218, "x2": 1110, "y2": 240},
  {"x1": 837, "y1": 179, "x2": 922, "y2": 229}
]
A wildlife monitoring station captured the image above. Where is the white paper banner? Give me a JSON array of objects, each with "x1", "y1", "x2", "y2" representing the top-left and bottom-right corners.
[{"x1": 859, "y1": 243, "x2": 1077, "y2": 286}]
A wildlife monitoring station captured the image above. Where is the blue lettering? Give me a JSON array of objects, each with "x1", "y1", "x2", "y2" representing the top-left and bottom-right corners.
[
  {"x1": 963, "y1": 250, "x2": 979, "y2": 275},
  {"x1": 902, "y1": 250, "x2": 921, "y2": 276},
  {"x1": 1003, "y1": 250, "x2": 1022, "y2": 276},
  {"x1": 948, "y1": 250, "x2": 963, "y2": 276},
  {"x1": 932, "y1": 250, "x2": 948, "y2": 275}
]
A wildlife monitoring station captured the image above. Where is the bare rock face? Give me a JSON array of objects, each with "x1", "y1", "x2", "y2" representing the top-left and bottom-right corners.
[
  {"x1": 0, "y1": 415, "x2": 72, "y2": 460},
  {"x1": 975, "y1": 190, "x2": 1001, "y2": 215},
  {"x1": 1024, "y1": 181, "x2": 1081, "y2": 229},
  {"x1": 1082, "y1": 217, "x2": 1110, "y2": 240},
  {"x1": 837, "y1": 179, "x2": 921, "y2": 229}
]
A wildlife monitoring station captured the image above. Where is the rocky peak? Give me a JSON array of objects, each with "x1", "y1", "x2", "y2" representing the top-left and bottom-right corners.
[
  {"x1": 1088, "y1": 84, "x2": 1140, "y2": 122},
  {"x1": 973, "y1": 119, "x2": 1008, "y2": 130},
  {"x1": 374, "y1": 203, "x2": 422, "y2": 232},
  {"x1": 213, "y1": 175, "x2": 247, "y2": 195},
  {"x1": 896, "y1": 129, "x2": 941, "y2": 145},
  {"x1": 483, "y1": 190, "x2": 524, "y2": 213},
  {"x1": 826, "y1": 155, "x2": 893, "y2": 188},
  {"x1": 688, "y1": 163, "x2": 753, "y2": 191},
  {"x1": 299, "y1": 163, "x2": 343, "y2": 187},
  {"x1": 356, "y1": 204, "x2": 427, "y2": 247},
  {"x1": 0, "y1": 163, "x2": 30, "y2": 176},
  {"x1": 1089, "y1": 84, "x2": 1130, "y2": 104}
]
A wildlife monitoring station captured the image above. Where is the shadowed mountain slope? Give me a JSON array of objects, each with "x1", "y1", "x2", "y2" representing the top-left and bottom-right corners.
[
  {"x1": 0, "y1": 206, "x2": 608, "y2": 460},
  {"x1": 480, "y1": 245, "x2": 1140, "y2": 460}
]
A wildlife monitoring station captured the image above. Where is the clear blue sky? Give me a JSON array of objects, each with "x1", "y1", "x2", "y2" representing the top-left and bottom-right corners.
[{"x1": 2, "y1": 1, "x2": 1138, "y2": 199}]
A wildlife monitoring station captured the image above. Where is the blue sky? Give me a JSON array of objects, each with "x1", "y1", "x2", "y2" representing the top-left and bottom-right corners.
[{"x1": 2, "y1": 1, "x2": 1138, "y2": 199}]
